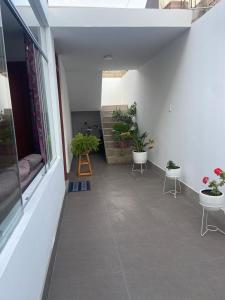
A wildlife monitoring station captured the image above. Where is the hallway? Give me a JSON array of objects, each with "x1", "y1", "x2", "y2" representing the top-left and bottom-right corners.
[{"x1": 47, "y1": 155, "x2": 225, "y2": 300}]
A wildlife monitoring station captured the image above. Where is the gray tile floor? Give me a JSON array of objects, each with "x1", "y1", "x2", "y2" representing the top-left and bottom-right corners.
[{"x1": 47, "y1": 154, "x2": 225, "y2": 300}]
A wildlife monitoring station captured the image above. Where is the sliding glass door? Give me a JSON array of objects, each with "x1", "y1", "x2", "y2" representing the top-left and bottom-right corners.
[
  {"x1": 0, "y1": 1, "x2": 23, "y2": 251},
  {"x1": 0, "y1": 0, "x2": 56, "y2": 251}
]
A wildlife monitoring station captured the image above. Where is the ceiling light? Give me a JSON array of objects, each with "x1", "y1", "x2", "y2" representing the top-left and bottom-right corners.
[{"x1": 103, "y1": 55, "x2": 113, "y2": 61}]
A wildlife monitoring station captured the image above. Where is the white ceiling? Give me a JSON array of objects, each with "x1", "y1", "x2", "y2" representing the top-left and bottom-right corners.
[
  {"x1": 51, "y1": 8, "x2": 191, "y2": 111},
  {"x1": 54, "y1": 26, "x2": 189, "y2": 111},
  {"x1": 53, "y1": 27, "x2": 189, "y2": 71}
]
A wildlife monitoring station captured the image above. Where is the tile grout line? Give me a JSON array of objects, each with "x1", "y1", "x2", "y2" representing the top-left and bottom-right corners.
[{"x1": 102, "y1": 198, "x2": 132, "y2": 300}]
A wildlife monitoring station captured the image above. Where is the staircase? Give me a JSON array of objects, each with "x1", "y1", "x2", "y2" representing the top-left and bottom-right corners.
[{"x1": 101, "y1": 105, "x2": 133, "y2": 164}]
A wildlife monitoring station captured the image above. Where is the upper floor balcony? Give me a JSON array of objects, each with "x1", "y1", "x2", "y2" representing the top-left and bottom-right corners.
[
  {"x1": 47, "y1": 0, "x2": 222, "y2": 23},
  {"x1": 12, "y1": 0, "x2": 221, "y2": 23}
]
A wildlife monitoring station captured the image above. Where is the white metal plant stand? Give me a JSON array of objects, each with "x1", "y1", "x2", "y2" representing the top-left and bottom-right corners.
[
  {"x1": 200, "y1": 206, "x2": 225, "y2": 237},
  {"x1": 163, "y1": 175, "x2": 181, "y2": 198},
  {"x1": 132, "y1": 162, "x2": 147, "y2": 174}
]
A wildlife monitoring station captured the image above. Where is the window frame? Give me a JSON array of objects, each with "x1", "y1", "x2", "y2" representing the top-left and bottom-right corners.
[{"x1": 2, "y1": 0, "x2": 56, "y2": 205}]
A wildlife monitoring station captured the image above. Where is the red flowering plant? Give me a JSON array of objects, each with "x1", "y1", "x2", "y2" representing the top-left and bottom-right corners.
[{"x1": 202, "y1": 168, "x2": 225, "y2": 196}]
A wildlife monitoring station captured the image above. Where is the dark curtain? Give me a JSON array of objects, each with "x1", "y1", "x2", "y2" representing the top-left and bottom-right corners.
[{"x1": 24, "y1": 35, "x2": 47, "y2": 163}]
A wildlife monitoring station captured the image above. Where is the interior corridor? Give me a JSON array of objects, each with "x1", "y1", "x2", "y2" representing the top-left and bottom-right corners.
[{"x1": 47, "y1": 155, "x2": 225, "y2": 300}]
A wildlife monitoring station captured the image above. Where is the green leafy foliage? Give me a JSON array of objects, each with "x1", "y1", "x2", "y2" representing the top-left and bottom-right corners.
[
  {"x1": 111, "y1": 102, "x2": 154, "y2": 152},
  {"x1": 132, "y1": 131, "x2": 154, "y2": 152},
  {"x1": 203, "y1": 169, "x2": 225, "y2": 196},
  {"x1": 112, "y1": 109, "x2": 133, "y2": 126},
  {"x1": 71, "y1": 133, "x2": 100, "y2": 156},
  {"x1": 0, "y1": 112, "x2": 13, "y2": 145},
  {"x1": 127, "y1": 102, "x2": 137, "y2": 117},
  {"x1": 112, "y1": 102, "x2": 138, "y2": 147},
  {"x1": 112, "y1": 122, "x2": 132, "y2": 144},
  {"x1": 113, "y1": 122, "x2": 130, "y2": 133},
  {"x1": 166, "y1": 160, "x2": 180, "y2": 170},
  {"x1": 112, "y1": 102, "x2": 137, "y2": 129}
]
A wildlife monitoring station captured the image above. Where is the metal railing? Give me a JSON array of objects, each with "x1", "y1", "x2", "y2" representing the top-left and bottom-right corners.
[
  {"x1": 159, "y1": 0, "x2": 218, "y2": 9},
  {"x1": 158, "y1": 0, "x2": 220, "y2": 21}
]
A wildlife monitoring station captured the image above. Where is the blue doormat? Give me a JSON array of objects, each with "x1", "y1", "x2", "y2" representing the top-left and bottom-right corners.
[{"x1": 68, "y1": 181, "x2": 91, "y2": 192}]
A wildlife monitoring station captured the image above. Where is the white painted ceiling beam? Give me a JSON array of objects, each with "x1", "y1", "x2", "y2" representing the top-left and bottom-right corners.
[
  {"x1": 49, "y1": 7, "x2": 192, "y2": 28},
  {"x1": 48, "y1": 0, "x2": 147, "y2": 8}
]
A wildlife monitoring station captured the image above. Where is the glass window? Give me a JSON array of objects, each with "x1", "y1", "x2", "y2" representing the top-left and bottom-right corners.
[
  {"x1": 0, "y1": 0, "x2": 55, "y2": 250},
  {"x1": 0, "y1": 1, "x2": 23, "y2": 251},
  {"x1": 41, "y1": 56, "x2": 56, "y2": 165}
]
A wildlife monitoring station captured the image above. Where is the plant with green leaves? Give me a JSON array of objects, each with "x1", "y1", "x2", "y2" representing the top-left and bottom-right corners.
[
  {"x1": 71, "y1": 133, "x2": 100, "y2": 156},
  {"x1": 166, "y1": 160, "x2": 180, "y2": 170},
  {"x1": 132, "y1": 131, "x2": 154, "y2": 153},
  {"x1": 112, "y1": 102, "x2": 137, "y2": 130},
  {"x1": 112, "y1": 122, "x2": 130, "y2": 133},
  {"x1": 112, "y1": 122, "x2": 132, "y2": 149},
  {"x1": 112, "y1": 109, "x2": 133, "y2": 126},
  {"x1": 127, "y1": 102, "x2": 137, "y2": 117},
  {"x1": 202, "y1": 168, "x2": 225, "y2": 196},
  {"x1": 0, "y1": 112, "x2": 13, "y2": 145}
]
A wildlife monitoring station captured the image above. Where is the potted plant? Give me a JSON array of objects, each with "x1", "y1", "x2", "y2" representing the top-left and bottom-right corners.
[
  {"x1": 112, "y1": 102, "x2": 138, "y2": 132},
  {"x1": 200, "y1": 168, "x2": 225, "y2": 211},
  {"x1": 71, "y1": 133, "x2": 100, "y2": 156},
  {"x1": 166, "y1": 160, "x2": 181, "y2": 178},
  {"x1": 71, "y1": 133, "x2": 100, "y2": 176},
  {"x1": 132, "y1": 131, "x2": 154, "y2": 164},
  {"x1": 112, "y1": 122, "x2": 132, "y2": 148}
]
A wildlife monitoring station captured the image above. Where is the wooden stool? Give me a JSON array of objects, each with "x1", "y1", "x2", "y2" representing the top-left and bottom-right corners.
[{"x1": 78, "y1": 153, "x2": 92, "y2": 176}]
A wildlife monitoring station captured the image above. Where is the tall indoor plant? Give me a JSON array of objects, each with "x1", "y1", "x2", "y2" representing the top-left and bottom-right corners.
[
  {"x1": 132, "y1": 131, "x2": 154, "y2": 164},
  {"x1": 200, "y1": 168, "x2": 225, "y2": 211}
]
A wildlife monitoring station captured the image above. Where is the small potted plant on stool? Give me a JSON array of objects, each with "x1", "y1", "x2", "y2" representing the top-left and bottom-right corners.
[
  {"x1": 71, "y1": 133, "x2": 100, "y2": 176},
  {"x1": 200, "y1": 168, "x2": 225, "y2": 211},
  {"x1": 163, "y1": 160, "x2": 181, "y2": 198},
  {"x1": 166, "y1": 160, "x2": 181, "y2": 178},
  {"x1": 132, "y1": 131, "x2": 154, "y2": 174}
]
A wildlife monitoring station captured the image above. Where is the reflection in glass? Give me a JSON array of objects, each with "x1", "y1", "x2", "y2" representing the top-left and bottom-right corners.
[
  {"x1": 42, "y1": 56, "x2": 56, "y2": 164},
  {"x1": 0, "y1": 0, "x2": 54, "y2": 251},
  {"x1": 0, "y1": 1, "x2": 22, "y2": 251},
  {"x1": 35, "y1": 49, "x2": 53, "y2": 164}
]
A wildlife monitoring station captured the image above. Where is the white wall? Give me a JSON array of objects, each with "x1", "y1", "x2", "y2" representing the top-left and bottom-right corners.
[
  {"x1": 66, "y1": 70, "x2": 102, "y2": 111},
  {"x1": 0, "y1": 160, "x2": 65, "y2": 300},
  {"x1": 59, "y1": 57, "x2": 73, "y2": 172},
  {"x1": 101, "y1": 77, "x2": 127, "y2": 106},
  {"x1": 121, "y1": 0, "x2": 225, "y2": 193},
  {"x1": 0, "y1": 29, "x2": 66, "y2": 300}
]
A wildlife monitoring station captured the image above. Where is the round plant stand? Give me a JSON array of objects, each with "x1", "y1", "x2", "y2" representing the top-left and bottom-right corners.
[
  {"x1": 200, "y1": 206, "x2": 225, "y2": 237},
  {"x1": 163, "y1": 175, "x2": 181, "y2": 198},
  {"x1": 132, "y1": 162, "x2": 147, "y2": 174}
]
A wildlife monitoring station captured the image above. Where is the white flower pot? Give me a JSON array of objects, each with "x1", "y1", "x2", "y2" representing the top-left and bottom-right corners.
[
  {"x1": 199, "y1": 190, "x2": 224, "y2": 211},
  {"x1": 166, "y1": 167, "x2": 181, "y2": 178},
  {"x1": 133, "y1": 151, "x2": 147, "y2": 164}
]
